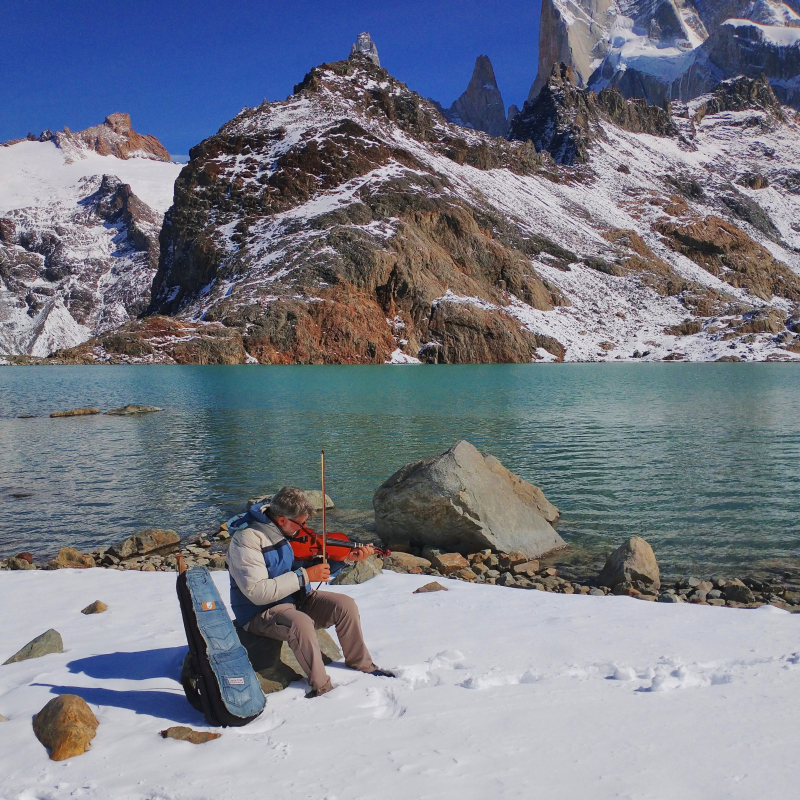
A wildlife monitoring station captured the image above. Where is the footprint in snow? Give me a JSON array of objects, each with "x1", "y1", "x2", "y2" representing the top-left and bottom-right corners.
[{"x1": 360, "y1": 686, "x2": 406, "y2": 719}]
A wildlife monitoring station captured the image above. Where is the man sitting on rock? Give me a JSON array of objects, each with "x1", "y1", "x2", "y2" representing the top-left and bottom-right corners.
[{"x1": 227, "y1": 486, "x2": 393, "y2": 697}]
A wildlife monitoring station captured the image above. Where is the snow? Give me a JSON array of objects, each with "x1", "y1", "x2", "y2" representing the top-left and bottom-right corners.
[
  {"x1": 1, "y1": 569, "x2": 799, "y2": 800},
  {"x1": 386, "y1": 348, "x2": 422, "y2": 364},
  {"x1": 723, "y1": 18, "x2": 800, "y2": 47},
  {"x1": 0, "y1": 140, "x2": 182, "y2": 215}
]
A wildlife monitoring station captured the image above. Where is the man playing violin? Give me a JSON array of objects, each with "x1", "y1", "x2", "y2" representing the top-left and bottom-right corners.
[{"x1": 227, "y1": 486, "x2": 393, "y2": 697}]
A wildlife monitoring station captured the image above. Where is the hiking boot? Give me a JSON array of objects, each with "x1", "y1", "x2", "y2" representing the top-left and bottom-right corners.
[
  {"x1": 305, "y1": 682, "x2": 334, "y2": 699},
  {"x1": 367, "y1": 668, "x2": 396, "y2": 678}
]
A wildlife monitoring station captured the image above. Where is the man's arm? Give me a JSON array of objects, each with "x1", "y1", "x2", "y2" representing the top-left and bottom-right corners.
[{"x1": 228, "y1": 529, "x2": 308, "y2": 605}]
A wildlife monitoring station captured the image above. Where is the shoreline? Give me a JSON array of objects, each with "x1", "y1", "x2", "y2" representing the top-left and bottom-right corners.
[{"x1": 5, "y1": 530, "x2": 799, "y2": 613}]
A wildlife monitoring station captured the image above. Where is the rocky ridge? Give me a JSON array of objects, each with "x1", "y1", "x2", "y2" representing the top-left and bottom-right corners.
[
  {"x1": 2, "y1": 113, "x2": 170, "y2": 162},
  {"x1": 34, "y1": 55, "x2": 800, "y2": 365},
  {"x1": 2, "y1": 48, "x2": 800, "y2": 363}
]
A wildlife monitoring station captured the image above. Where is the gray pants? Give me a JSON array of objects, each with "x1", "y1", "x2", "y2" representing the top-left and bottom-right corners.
[{"x1": 245, "y1": 590, "x2": 376, "y2": 693}]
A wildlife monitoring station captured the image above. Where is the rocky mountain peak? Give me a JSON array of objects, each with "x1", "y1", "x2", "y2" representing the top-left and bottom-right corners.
[
  {"x1": 55, "y1": 114, "x2": 170, "y2": 162},
  {"x1": 350, "y1": 31, "x2": 380, "y2": 66},
  {"x1": 530, "y1": 0, "x2": 800, "y2": 110},
  {"x1": 511, "y1": 62, "x2": 677, "y2": 164},
  {"x1": 438, "y1": 55, "x2": 509, "y2": 137}
]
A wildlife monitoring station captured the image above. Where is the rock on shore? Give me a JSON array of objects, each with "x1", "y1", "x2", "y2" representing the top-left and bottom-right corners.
[{"x1": 373, "y1": 441, "x2": 564, "y2": 558}]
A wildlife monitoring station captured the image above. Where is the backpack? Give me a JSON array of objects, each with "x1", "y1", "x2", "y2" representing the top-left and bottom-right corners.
[{"x1": 176, "y1": 565, "x2": 265, "y2": 727}]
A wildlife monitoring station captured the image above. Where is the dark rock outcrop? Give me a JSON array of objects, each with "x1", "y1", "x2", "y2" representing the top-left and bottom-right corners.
[
  {"x1": 438, "y1": 55, "x2": 509, "y2": 137},
  {"x1": 510, "y1": 64, "x2": 677, "y2": 165}
]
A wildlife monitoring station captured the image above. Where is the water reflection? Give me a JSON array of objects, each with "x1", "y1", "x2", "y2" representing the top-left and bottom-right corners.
[{"x1": 0, "y1": 364, "x2": 798, "y2": 575}]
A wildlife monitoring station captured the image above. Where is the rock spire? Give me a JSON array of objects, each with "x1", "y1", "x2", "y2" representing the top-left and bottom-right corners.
[
  {"x1": 442, "y1": 55, "x2": 509, "y2": 137},
  {"x1": 350, "y1": 32, "x2": 380, "y2": 66}
]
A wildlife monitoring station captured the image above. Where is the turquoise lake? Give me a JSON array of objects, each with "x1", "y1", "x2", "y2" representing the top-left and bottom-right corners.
[{"x1": 0, "y1": 364, "x2": 798, "y2": 577}]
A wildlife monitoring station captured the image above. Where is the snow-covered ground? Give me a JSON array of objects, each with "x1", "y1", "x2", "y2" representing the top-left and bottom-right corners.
[
  {"x1": 1, "y1": 569, "x2": 799, "y2": 800},
  {"x1": 0, "y1": 140, "x2": 182, "y2": 216}
]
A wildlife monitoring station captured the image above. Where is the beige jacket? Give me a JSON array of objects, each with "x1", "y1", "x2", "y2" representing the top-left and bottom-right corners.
[{"x1": 227, "y1": 519, "x2": 308, "y2": 607}]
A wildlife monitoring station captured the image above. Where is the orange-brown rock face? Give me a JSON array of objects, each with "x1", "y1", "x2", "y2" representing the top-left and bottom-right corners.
[
  {"x1": 654, "y1": 216, "x2": 800, "y2": 302},
  {"x1": 57, "y1": 113, "x2": 170, "y2": 161}
]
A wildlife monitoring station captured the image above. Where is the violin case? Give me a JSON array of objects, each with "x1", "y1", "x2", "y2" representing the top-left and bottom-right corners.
[{"x1": 176, "y1": 565, "x2": 265, "y2": 727}]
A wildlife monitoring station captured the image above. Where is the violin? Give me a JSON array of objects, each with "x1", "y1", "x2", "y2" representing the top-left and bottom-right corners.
[{"x1": 289, "y1": 524, "x2": 391, "y2": 562}]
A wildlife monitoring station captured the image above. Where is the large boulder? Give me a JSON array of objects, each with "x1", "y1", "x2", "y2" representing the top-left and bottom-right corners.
[
  {"x1": 109, "y1": 528, "x2": 179, "y2": 559},
  {"x1": 598, "y1": 537, "x2": 660, "y2": 590},
  {"x1": 373, "y1": 441, "x2": 564, "y2": 558},
  {"x1": 4, "y1": 629, "x2": 63, "y2": 664},
  {"x1": 33, "y1": 695, "x2": 98, "y2": 761}
]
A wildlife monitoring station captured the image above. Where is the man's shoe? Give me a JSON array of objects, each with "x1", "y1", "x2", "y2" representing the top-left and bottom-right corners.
[
  {"x1": 368, "y1": 668, "x2": 396, "y2": 678},
  {"x1": 305, "y1": 682, "x2": 334, "y2": 698}
]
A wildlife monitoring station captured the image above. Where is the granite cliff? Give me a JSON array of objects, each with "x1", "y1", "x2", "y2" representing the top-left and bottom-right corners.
[{"x1": 530, "y1": 0, "x2": 800, "y2": 110}]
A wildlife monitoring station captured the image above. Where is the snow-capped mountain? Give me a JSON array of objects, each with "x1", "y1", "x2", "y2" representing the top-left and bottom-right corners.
[
  {"x1": 531, "y1": 1, "x2": 800, "y2": 109},
  {"x1": 0, "y1": 116, "x2": 182, "y2": 356},
  {"x1": 43, "y1": 51, "x2": 798, "y2": 366}
]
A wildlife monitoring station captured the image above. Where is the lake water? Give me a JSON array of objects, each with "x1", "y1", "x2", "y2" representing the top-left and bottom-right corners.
[{"x1": 1, "y1": 364, "x2": 798, "y2": 578}]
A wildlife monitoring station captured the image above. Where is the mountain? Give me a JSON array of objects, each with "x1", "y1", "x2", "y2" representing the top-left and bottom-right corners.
[
  {"x1": 0, "y1": 116, "x2": 181, "y2": 356},
  {"x1": 38, "y1": 50, "x2": 800, "y2": 366},
  {"x1": 437, "y1": 56, "x2": 510, "y2": 137},
  {"x1": 530, "y1": 0, "x2": 800, "y2": 110}
]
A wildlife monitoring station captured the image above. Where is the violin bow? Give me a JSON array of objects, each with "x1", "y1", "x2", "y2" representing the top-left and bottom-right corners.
[
  {"x1": 321, "y1": 450, "x2": 327, "y2": 565},
  {"x1": 320, "y1": 450, "x2": 327, "y2": 587}
]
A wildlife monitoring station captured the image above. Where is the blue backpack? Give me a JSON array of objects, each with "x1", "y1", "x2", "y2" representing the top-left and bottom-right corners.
[{"x1": 176, "y1": 566, "x2": 265, "y2": 727}]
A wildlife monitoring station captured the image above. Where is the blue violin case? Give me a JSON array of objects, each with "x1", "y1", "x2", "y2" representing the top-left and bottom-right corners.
[{"x1": 176, "y1": 565, "x2": 265, "y2": 727}]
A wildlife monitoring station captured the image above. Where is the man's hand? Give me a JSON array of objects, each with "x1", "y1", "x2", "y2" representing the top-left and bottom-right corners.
[
  {"x1": 347, "y1": 544, "x2": 375, "y2": 563},
  {"x1": 306, "y1": 562, "x2": 331, "y2": 583}
]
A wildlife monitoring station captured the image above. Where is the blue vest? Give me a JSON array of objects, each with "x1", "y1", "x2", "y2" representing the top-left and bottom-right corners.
[{"x1": 229, "y1": 512, "x2": 300, "y2": 628}]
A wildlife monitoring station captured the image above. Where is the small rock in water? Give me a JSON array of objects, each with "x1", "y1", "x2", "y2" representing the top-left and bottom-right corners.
[
  {"x1": 4, "y1": 629, "x2": 64, "y2": 664},
  {"x1": 598, "y1": 537, "x2": 660, "y2": 591},
  {"x1": 303, "y1": 489, "x2": 335, "y2": 511},
  {"x1": 33, "y1": 695, "x2": 98, "y2": 760},
  {"x1": 104, "y1": 404, "x2": 163, "y2": 416},
  {"x1": 413, "y1": 581, "x2": 448, "y2": 593},
  {"x1": 14, "y1": 552, "x2": 33, "y2": 563},
  {"x1": 109, "y1": 528, "x2": 179, "y2": 559},
  {"x1": 50, "y1": 408, "x2": 100, "y2": 418},
  {"x1": 160, "y1": 726, "x2": 221, "y2": 744},
  {"x1": 81, "y1": 600, "x2": 108, "y2": 615}
]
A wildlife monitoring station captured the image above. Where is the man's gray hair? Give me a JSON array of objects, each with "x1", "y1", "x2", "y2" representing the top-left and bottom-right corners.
[{"x1": 269, "y1": 486, "x2": 314, "y2": 520}]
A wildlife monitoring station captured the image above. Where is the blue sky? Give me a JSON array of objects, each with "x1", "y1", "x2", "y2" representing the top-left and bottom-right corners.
[{"x1": 2, "y1": 0, "x2": 541, "y2": 158}]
